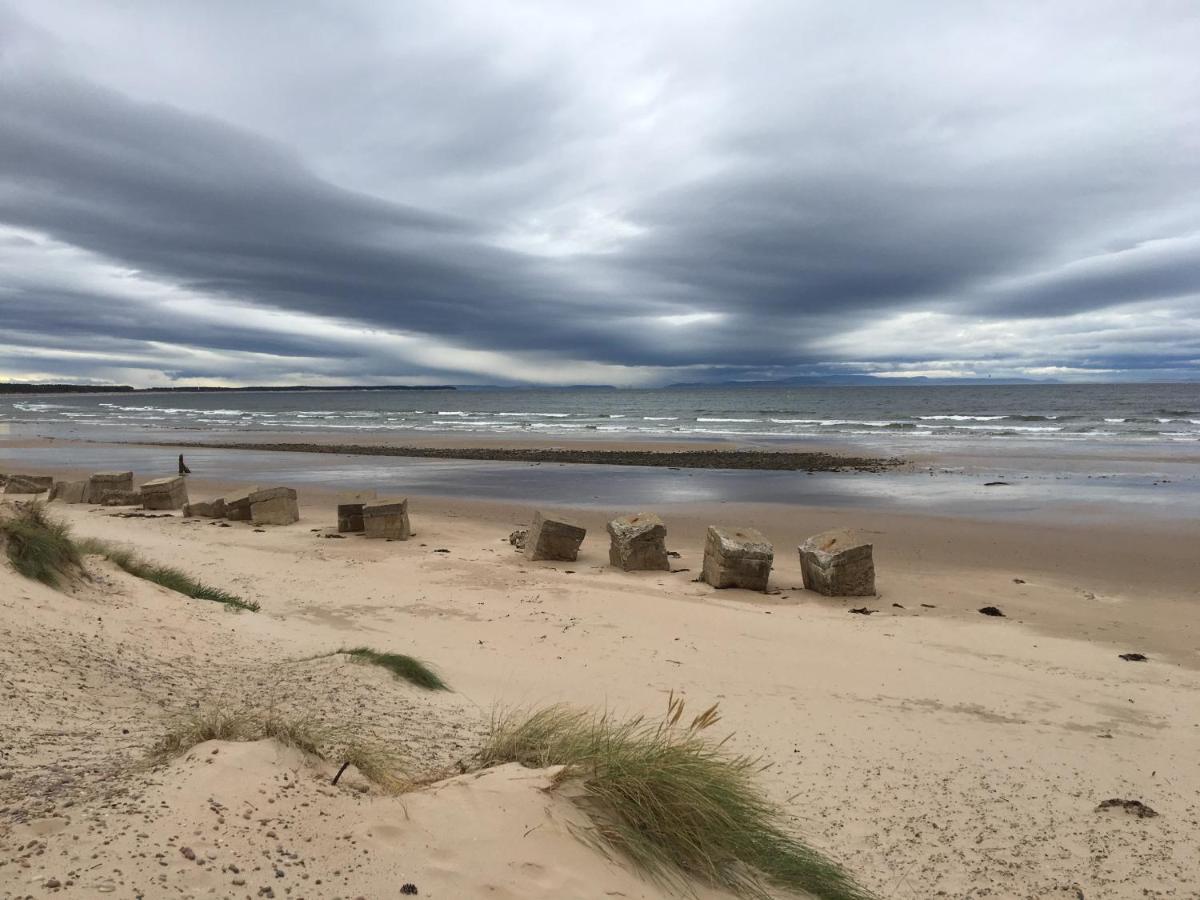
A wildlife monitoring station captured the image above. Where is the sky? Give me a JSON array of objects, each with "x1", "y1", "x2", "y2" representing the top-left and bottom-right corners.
[{"x1": 1, "y1": 1, "x2": 1199, "y2": 387}]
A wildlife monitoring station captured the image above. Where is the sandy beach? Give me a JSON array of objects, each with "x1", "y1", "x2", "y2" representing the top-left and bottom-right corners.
[{"x1": 3, "y1": 437, "x2": 1199, "y2": 899}]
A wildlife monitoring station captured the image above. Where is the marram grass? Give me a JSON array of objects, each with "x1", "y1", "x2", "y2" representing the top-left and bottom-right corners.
[
  {"x1": 79, "y1": 538, "x2": 260, "y2": 612},
  {"x1": 477, "y1": 696, "x2": 877, "y2": 900},
  {"x1": 151, "y1": 703, "x2": 408, "y2": 792},
  {"x1": 0, "y1": 503, "x2": 82, "y2": 586},
  {"x1": 339, "y1": 646, "x2": 449, "y2": 691}
]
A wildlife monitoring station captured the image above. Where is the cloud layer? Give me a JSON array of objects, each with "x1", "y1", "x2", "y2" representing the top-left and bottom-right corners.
[{"x1": 2, "y1": 1, "x2": 1198, "y2": 385}]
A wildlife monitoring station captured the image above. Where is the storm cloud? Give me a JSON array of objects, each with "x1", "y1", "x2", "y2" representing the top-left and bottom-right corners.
[{"x1": 2, "y1": 0, "x2": 1198, "y2": 385}]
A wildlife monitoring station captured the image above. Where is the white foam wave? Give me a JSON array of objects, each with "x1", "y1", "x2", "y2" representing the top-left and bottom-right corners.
[
  {"x1": 917, "y1": 414, "x2": 1006, "y2": 421},
  {"x1": 695, "y1": 417, "x2": 760, "y2": 423}
]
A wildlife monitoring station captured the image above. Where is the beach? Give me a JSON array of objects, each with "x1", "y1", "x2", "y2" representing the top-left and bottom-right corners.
[{"x1": 2, "y1": 423, "x2": 1199, "y2": 899}]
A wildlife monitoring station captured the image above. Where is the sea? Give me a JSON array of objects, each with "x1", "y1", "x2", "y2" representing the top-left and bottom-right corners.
[{"x1": 3, "y1": 383, "x2": 1199, "y2": 450}]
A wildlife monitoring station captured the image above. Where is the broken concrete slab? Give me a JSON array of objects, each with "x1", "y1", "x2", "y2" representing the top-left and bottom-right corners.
[
  {"x1": 798, "y1": 528, "x2": 876, "y2": 597},
  {"x1": 141, "y1": 476, "x2": 189, "y2": 510},
  {"x1": 524, "y1": 511, "x2": 586, "y2": 562},
  {"x1": 701, "y1": 526, "x2": 773, "y2": 591},
  {"x1": 249, "y1": 486, "x2": 299, "y2": 526},
  {"x1": 607, "y1": 512, "x2": 669, "y2": 571},
  {"x1": 363, "y1": 498, "x2": 411, "y2": 540}
]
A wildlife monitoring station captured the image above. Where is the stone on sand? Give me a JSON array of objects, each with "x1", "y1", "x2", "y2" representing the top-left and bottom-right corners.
[
  {"x1": 607, "y1": 513, "x2": 669, "y2": 571},
  {"x1": 363, "y1": 498, "x2": 411, "y2": 540},
  {"x1": 798, "y1": 528, "x2": 876, "y2": 597},
  {"x1": 141, "y1": 476, "x2": 189, "y2": 510},
  {"x1": 524, "y1": 511, "x2": 586, "y2": 562},
  {"x1": 249, "y1": 487, "x2": 299, "y2": 526},
  {"x1": 701, "y1": 525, "x2": 773, "y2": 591},
  {"x1": 49, "y1": 480, "x2": 89, "y2": 504},
  {"x1": 337, "y1": 491, "x2": 377, "y2": 533},
  {"x1": 3, "y1": 474, "x2": 54, "y2": 494},
  {"x1": 183, "y1": 498, "x2": 226, "y2": 518},
  {"x1": 86, "y1": 471, "x2": 134, "y2": 504}
]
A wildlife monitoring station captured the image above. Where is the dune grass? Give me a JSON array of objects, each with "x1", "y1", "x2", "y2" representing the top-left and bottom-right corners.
[
  {"x1": 476, "y1": 696, "x2": 877, "y2": 900},
  {"x1": 79, "y1": 538, "x2": 260, "y2": 612},
  {"x1": 151, "y1": 704, "x2": 408, "y2": 792},
  {"x1": 0, "y1": 502, "x2": 82, "y2": 586},
  {"x1": 339, "y1": 646, "x2": 449, "y2": 691}
]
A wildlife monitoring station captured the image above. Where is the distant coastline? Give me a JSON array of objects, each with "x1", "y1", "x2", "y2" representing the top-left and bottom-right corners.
[{"x1": 0, "y1": 383, "x2": 458, "y2": 395}]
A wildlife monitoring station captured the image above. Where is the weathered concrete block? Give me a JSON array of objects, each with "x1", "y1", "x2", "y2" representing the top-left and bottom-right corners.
[
  {"x1": 184, "y1": 498, "x2": 226, "y2": 518},
  {"x1": 224, "y1": 489, "x2": 256, "y2": 521},
  {"x1": 701, "y1": 526, "x2": 773, "y2": 591},
  {"x1": 86, "y1": 471, "x2": 133, "y2": 503},
  {"x1": 363, "y1": 498, "x2": 411, "y2": 540},
  {"x1": 798, "y1": 529, "x2": 875, "y2": 597},
  {"x1": 524, "y1": 511, "x2": 586, "y2": 562},
  {"x1": 99, "y1": 490, "x2": 142, "y2": 506},
  {"x1": 141, "y1": 476, "x2": 189, "y2": 510},
  {"x1": 249, "y1": 486, "x2": 299, "y2": 525},
  {"x1": 4, "y1": 474, "x2": 54, "y2": 494},
  {"x1": 50, "y1": 480, "x2": 89, "y2": 503},
  {"x1": 607, "y1": 512, "x2": 669, "y2": 571},
  {"x1": 337, "y1": 491, "x2": 376, "y2": 533}
]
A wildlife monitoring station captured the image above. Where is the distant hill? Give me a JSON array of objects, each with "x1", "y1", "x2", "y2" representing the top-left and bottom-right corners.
[
  {"x1": 0, "y1": 383, "x2": 136, "y2": 394},
  {"x1": 666, "y1": 375, "x2": 1051, "y2": 388},
  {"x1": 0, "y1": 383, "x2": 456, "y2": 395}
]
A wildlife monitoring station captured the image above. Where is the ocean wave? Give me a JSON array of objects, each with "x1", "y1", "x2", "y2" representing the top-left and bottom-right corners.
[
  {"x1": 917, "y1": 414, "x2": 1006, "y2": 421},
  {"x1": 696, "y1": 417, "x2": 761, "y2": 423},
  {"x1": 643, "y1": 416, "x2": 679, "y2": 421},
  {"x1": 496, "y1": 412, "x2": 571, "y2": 417}
]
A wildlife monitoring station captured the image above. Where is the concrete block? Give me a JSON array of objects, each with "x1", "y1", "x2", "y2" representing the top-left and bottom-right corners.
[
  {"x1": 141, "y1": 476, "x2": 188, "y2": 510},
  {"x1": 607, "y1": 513, "x2": 669, "y2": 571},
  {"x1": 4, "y1": 474, "x2": 54, "y2": 494},
  {"x1": 99, "y1": 490, "x2": 143, "y2": 506},
  {"x1": 524, "y1": 511, "x2": 586, "y2": 562},
  {"x1": 184, "y1": 498, "x2": 226, "y2": 518},
  {"x1": 701, "y1": 526, "x2": 773, "y2": 591},
  {"x1": 363, "y1": 498, "x2": 411, "y2": 540},
  {"x1": 337, "y1": 491, "x2": 377, "y2": 533},
  {"x1": 224, "y1": 488, "x2": 258, "y2": 521},
  {"x1": 86, "y1": 471, "x2": 133, "y2": 503},
  {"x1": 249, "y1": 486, "x2": 299, "y2": 525},
  {"x1": 49, "y1": 480, "x2": 88, "y2": 504},
  {"x1": 798, "y1": 529, "x2": 875, "y2": 596}
]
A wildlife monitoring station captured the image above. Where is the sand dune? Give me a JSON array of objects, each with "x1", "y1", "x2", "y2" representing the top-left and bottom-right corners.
[{"x1": 2, "y1": 494, "x2": 1199, "y2": 898}]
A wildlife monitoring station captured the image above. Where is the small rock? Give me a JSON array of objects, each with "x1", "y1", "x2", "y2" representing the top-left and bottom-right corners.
[
  {"x1": 1119, "y1": 652, "x2": 1148, "y2": 662},
  {"x1": 400, "y1": 885, "x2": 419, "y2": 896},
  {"x1": 180, "y1": 847, "x2": 196, "y2": 861},
  {"x1": 978, "y1": 606, "x2": 1006, "y2": 617}
]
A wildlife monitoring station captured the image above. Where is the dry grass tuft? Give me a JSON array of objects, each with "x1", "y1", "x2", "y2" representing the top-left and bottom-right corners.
[
  {"x1": 476, "y1": 694, "x2": 876, "y2": 900},
  {"x1": 151, "y1": 704, "x2": 408, "y2": 792}
]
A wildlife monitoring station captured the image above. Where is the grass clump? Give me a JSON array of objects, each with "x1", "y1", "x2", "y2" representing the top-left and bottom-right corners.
[
  {"x1": 476, "y1": 695, "x2": 876, "y2": 900},
  {"x1": 151, "y1": 704, "x2": 408, "y2": 792},
  {"x1": 79, "y1": 538, "x2": 260, "y2": 612},
  {"x1": 0, "y1": 503, "x2": 81, "y2": 586},
  {"x1": 339, "y1": 646, "x2": 449, "y2": 691}
]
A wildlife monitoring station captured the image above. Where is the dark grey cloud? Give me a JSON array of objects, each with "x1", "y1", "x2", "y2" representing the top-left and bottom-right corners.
[{"x1": 2, "y1": 0, "x2": 1199, "y2": 385}]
